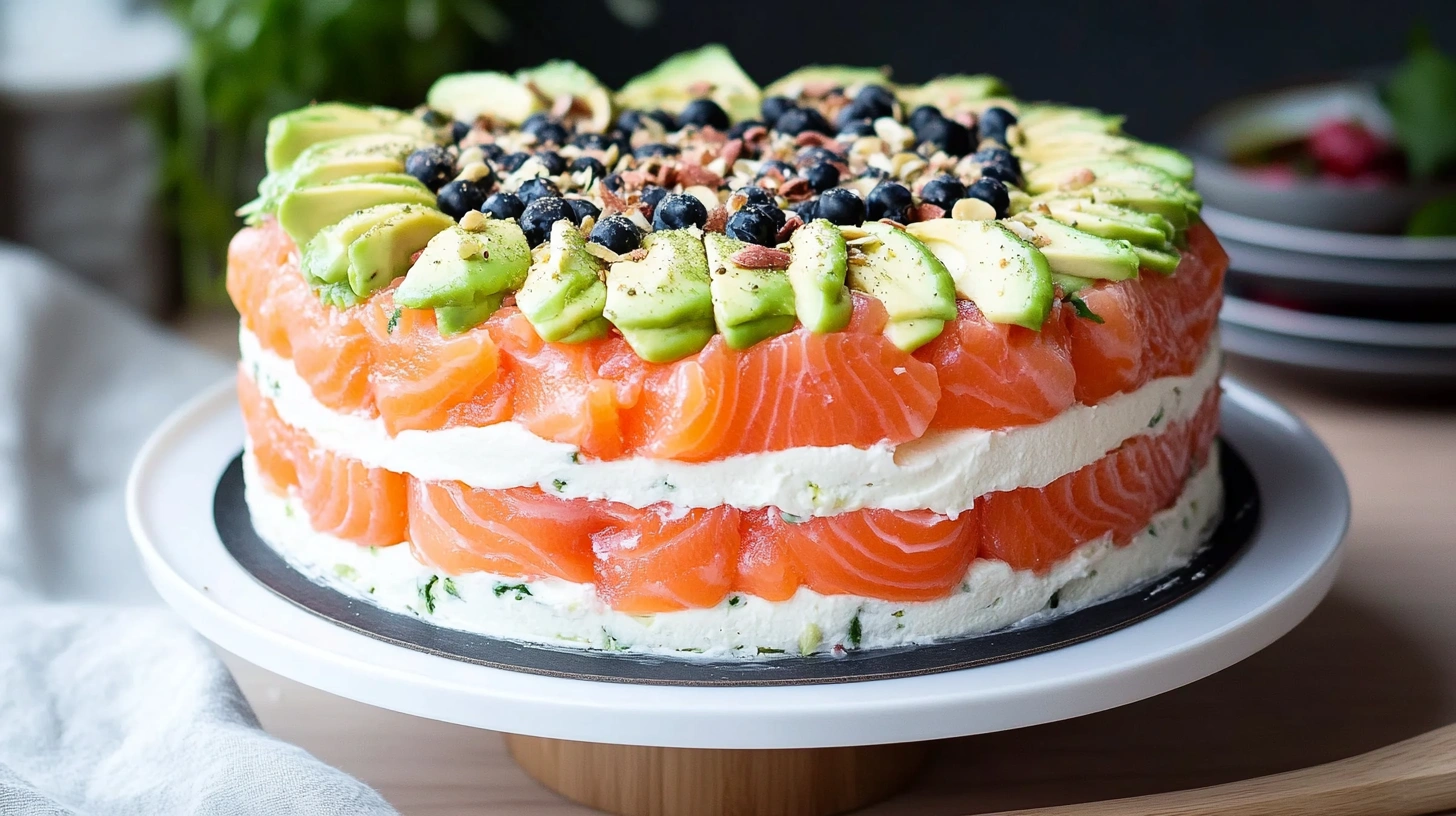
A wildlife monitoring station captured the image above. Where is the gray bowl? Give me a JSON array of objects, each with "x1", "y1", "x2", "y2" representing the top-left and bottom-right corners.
[{"x1": 1189, "y1": 80, "x2": 1456, "y2": 234}]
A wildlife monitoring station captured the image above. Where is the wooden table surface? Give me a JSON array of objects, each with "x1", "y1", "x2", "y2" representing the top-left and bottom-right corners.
[{"x1": 203, "y1": 324, "x2": 1456, "y2": 814}]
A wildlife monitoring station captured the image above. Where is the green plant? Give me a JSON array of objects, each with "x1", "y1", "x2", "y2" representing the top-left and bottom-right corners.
[{"x1": 153, "y1": 0, "x2": 513, "y2": 304}]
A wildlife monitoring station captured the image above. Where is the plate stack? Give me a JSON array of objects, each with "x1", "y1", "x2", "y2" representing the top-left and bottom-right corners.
[{"x1": 1205, "y1": 206, "x2": 1456, "y2": 388}]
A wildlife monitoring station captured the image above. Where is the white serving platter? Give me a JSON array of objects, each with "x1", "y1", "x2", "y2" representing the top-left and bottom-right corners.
[{"x1": 128, "y1": 378, "x2": 1348, "y2": 750}]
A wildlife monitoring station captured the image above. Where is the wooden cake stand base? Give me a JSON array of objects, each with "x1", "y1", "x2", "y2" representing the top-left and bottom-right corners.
[{"x1": 505, "y1": 735, "x2": 934, "y2": 816}]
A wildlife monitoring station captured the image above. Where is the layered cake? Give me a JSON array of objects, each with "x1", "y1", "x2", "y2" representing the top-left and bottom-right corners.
[{"x1": 228, "y1": 46, "x2": 1227, "y2": 658}]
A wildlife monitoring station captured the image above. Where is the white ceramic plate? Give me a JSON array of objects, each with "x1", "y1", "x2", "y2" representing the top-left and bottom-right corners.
[
  {"x1": 1221, "y1": 321, "x2": 1456, "y2": 384},
  {"x1": 127, "y1": 379, "x2": 1348, "y2": 749},
  {"x1": 1222, "y1": 296, "x2": 1456, "y2": 349}
]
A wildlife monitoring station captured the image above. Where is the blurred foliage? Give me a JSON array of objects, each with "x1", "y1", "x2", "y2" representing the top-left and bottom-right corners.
[
  {"x1": 1383, "y1": 26, "x2": 1456, "y2": 182},
  {"x1": 151, "y1": 0, "x2": 514, "y2": 303}
]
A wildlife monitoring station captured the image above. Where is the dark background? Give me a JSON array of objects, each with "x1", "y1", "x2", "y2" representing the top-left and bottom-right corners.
[{"x1": 484, "y1": 0, "x2": 1456, "y2": 142}]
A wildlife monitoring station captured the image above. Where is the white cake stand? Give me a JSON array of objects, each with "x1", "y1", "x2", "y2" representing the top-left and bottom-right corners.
[{"x1": 127, "y1": 378, "x2": 1348, "y2": 816}]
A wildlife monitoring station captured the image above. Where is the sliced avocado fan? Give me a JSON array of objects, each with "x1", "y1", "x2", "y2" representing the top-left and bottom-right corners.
[
  {"x1": 264, "y1": 103, "x2": 437, "y2": 173},
  {"x1": 603, "y1": 228, "x2": 715, "y2": 363},
  {"x1": 906, "y1": 219, "x2": 1052, "y2": 330},
  {"x1": 846, "y1": 223, "x2": 957, "y2": 352},
  {"x1": 276, "y1": 173, "x2": 437, "y2": 247},
  {"x1": 703, "y1": 232, "x2": 797, "y2": 350},
  {"x1": 616, "y1": 45, "x2": 761, "y2": 124},
  {"x1": 517, "y1": 219, "x2": 611, "y2": 343}
]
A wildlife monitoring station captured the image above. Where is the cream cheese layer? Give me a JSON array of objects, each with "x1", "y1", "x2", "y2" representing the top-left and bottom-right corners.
[
  {"x1": 242, "y1": 453, "x2": 1223, "y2": 658},
  {"x1": 241, "y1": 327, "x2": 1221, "y2": 516}
]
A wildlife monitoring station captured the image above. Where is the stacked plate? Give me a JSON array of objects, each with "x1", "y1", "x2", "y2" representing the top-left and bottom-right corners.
[{"x1": 1204, "y1": 207, "x2": 1456, "y2": 387}]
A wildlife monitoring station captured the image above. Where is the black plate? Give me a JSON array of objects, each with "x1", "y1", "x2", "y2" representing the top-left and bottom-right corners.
[{"x1": 214, "y1": 441, "x2": 1259, "y2": 687}]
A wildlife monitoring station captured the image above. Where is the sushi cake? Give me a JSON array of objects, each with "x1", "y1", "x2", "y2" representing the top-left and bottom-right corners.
[{"x1": 228, "y1": 47, "x2": 1226, "y2": 658}]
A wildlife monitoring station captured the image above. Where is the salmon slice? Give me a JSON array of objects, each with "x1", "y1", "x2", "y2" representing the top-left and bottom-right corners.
[
  {"x1": 294, "y1": 445, "x2": 409, "y2": 548},
  {"x1": 361, "y1": 290, "x2": 511, "y2": 434},
  {"x1": 287, "y1": 285, "x2": 376, "y2": 416},
  {"x1": 779, "y1": 506, "x2": 981, "y2": 601},
  {"x1": 980, "y1": 388, "x2": 1220, "y2": 572},
  {"x1": 228, "y1": 221, "x2": 304, "y2": 358},
  {"x1": 495, "y1": 311, "x2": 644, "y2": 460},
  {"x1": 593, "y1": 505, "x2": 741, "y2": 612},
  {"x1": 1065, "y1": 279, "x2": 1150, "y2": 405},
  {"x1": 1175, "y1": 223, "x2": 1227, "y2": 368},
  {"x1": 734, "y1": 508, "x2": 805, "y2": 602},
  {"x1": 917, "y1": 300, "x2": 1076, "y2": 430},
  {"x1": 237, "y1": 366, "x2": 305, "y2": 493},
  {"x1": 407, "y1": 480, "x2": 598, "y2": 582},
  {"x1": 630, "y1": 296, "x2": 941, "y2": 461}
]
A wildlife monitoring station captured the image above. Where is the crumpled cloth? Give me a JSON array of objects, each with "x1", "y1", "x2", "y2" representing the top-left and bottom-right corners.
[{"x1": 0, "y1": 244, "x2": 397, "y2": 815}]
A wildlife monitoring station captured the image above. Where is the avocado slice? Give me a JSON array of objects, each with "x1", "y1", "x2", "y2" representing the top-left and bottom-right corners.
[
  {"x1": 436, "y1": 293, "x2": 508, "y2": 336},
  {"x1": 264, "y1": 103, "x2": 436, "y2": 173},
  {"x1": 1010, "y1": 214, "x2": 1140, "y2": 281},
  {"x1": 1017, "y1": 105, "x2": 1125, "y2": 140},
  {"x1": 395, "y1": 219, "x2": 531, "y2": 311},
  {"x1": 616, "y1": 45, "x2": 761, "y2": 124},
  {"x1": 764, "y1": 66, "x2": 893, "y2": 99},
  {"x1": 847, "y1": 223, "x2": 957, "y2": 352},
  {"x1": 517, "y1": 220, "x2": 611, "y2": 343},
  {"x1": 428, "y1": 71, "x2": 542, "y2": 125},
  {"x1": 1025, "y1": 159, "x2": 1199, "y2": 201},
  {"x1": 1037, "y1": 185, "x2": 1196, "y2": 230},
  {"x1": 703, "y1": 233, "x2": 798, "y2": 349},
  {"x1": 1133, "y1": 244, "x2": 1182, "y2": 274},
  {"x1": 516, "y1": 60, "x2": 614, "y2": 133},
  {"x1": 346, "y1": 207, "x2": 456, "y2": 297},
  {"x1": 1020, "y1": 134, "x2": 1194, "y2": 184},
  {"x1": 246, "y1": 133, "x2": 433, "y2": 222},
  {"x1": 301, "y1": 203, "x2": 418, "y2": 287},
  {"x1": 276, "y1": 174, "x2": 437, "y2": 247},
  {"x1": 603, "y1": 229, "x2": 715, "y2": 363},
  {"x1": 1052, "y1": 273, "x2": 1097, "y2": 295},
  {"x1": 1039, "y1": 200, "x2": 1174, "y2": 248},
  {"x1": 906, "y1": 219, "x2": 1053, "y2": 330},
  {"x1": 899, "y1": 75, "x2": 1012, "y2": 113},
  {"x1": 785, "y1": 220, "x2": 853, "y2": 334}
]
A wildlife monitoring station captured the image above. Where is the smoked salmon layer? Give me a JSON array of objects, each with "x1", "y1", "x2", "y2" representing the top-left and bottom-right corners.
[
  {"x1": 239, "y1": 370, "x2": 1221, "y2": 613},
  {"x1": 227, "y1": 219, "x2": 1225, "y2": 463}
]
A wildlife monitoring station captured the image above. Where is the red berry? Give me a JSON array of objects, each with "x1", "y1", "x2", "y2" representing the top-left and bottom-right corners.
[{"x1": 1307, "y1": 120, "x2": 1388, "y2": 179}]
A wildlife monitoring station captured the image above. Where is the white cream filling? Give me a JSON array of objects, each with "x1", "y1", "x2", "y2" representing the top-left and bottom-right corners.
[
  {"x1": 240, "y1": 328, "x2": 1222, "y2": 517},
  {"x1": 242, "y1": 452, "x2": 1223, "y2": 659}
]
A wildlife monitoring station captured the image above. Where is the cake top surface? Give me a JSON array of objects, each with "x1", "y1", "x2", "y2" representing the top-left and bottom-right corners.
[{"x1": 245, "y1": 45, "x2": 1203, "y2": 362}]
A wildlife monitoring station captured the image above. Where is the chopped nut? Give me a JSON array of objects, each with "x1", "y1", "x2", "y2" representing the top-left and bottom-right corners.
[
  {"x1": 459, "y1": 210, "x2": 488, "y2": 231},
  {"x1": 730, "y1": 245, "x2": 792, "y2": 269},
  {"x1": 873, "y1": 117, "x2": 915, "y2": 151},
  {"x1": 908, "y1": 202, "x2": 945, "y2": 222},
  {"x1": 703, "y1": 205, "x2": 728, "y2": 234},
  {"x1": 775, "y1": 213, "x2": 805, "y2": 243},
  {"x1": 1058, "y1": 167, "x2": 1096, "y2": 190},
  {"x1": 1003, "y1": 219, "x2": 1037, "y2": 242},
  {"x1": 951, "y1": 198, "x2": 997, "y2": 221},
  {"x1": 457, "y1": 146, "x2": 485, "y2": 167},
  {"x1": 456, "y1": 161, "x2": 493, "y2": 183},
  {"x1": 623, "y1": 248, "x2": 649, "y2": 262},
  {"x1": 584, "y1": 242, "x2": 622, "y2": 264},
  {"x1": 684, "y1": 185, "x2": 721, "y2": 211}
]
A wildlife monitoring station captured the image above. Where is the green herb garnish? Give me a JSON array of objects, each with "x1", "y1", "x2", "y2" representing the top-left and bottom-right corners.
[
  {"x1": 420, "y1": 576, "x2": 439, "y2": 614},
  {"x1": 443, "y1": 577, "x2": 461, "y2": 599},
  {"x1": 1067, "y1": 294, "x2": 1104, "y2": 324},
  {"x1": 757, "y1": 646, "x2": 786, "y2": 655},
  {"x1": 386, "y1": 307, "x2": 402, "y2": 334},
  {"x1": 493, "y1": 583, "x2": 532, "y2": 599},
  {"x1": 1148, "y1": 407, "x2": 1165, "y2": 428},
  {"x1": 848, "y1": 613, "x2": 862, "y2": 648}
]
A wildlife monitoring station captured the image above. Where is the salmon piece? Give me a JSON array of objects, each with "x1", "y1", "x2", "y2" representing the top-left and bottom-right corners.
[
  {"x1": 295, "y1": 445, "x2": 408, "y2": 548},
  {"x1": 360, "y1": 290, "x2": 510, "y2": 434},
  {"x1": 734, "y1": 508, "x2": 804, "y2": 602},
  {"x1": 495, "y1": 311, "x2": 644, "y2": 460},
  {"x1": 1176, "y1": 223, "x2": 1227, "y2": 368},
  {"x1": 917, "y1": 300, "x2": 1076, "y2": 430},
  {"x1": 593, "y1": 505, "x2": 741, "y2": 612},
  {"x1": 407, "y1": 480, "x2": 598, "y2": 582},
  {"x1": 779, "y1": 506, "x2": 981, "y2": 601},
  {"x1": 980, "y1": 389, "x2": 1220, "y2": 572},
  {"x1": 237, "y1": 366, "x2": 305, "y2": 493},
  {"x1": 288, "y1": 286, "x2": 376, "y2": 416},
  {"x1": 228, "y1": 221, "x2": 304, "y2": 358},
  {"x1": 630, "y1": 297, "x2": 941, "y2": 461},
  {"x1": 1065, "y1": 280, "x2": 1150, "y2": 405}
]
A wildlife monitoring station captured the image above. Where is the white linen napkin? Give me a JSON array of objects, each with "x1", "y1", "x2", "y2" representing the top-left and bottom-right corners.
[{"x1": 0, "y1": 243, "x2": 397, "y2": 815}]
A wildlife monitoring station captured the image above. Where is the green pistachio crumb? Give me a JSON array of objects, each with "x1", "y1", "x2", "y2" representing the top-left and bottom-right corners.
[{"x1": 332, "y1": 563, "x2": 359, "y2": 580}]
